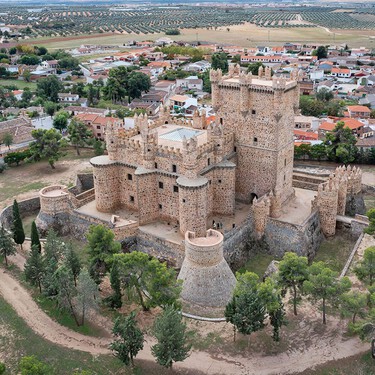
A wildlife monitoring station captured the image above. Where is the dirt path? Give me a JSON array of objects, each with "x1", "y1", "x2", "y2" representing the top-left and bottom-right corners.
[{"x1": 0, "y1": 257, "x2": 370, "y2": 375}]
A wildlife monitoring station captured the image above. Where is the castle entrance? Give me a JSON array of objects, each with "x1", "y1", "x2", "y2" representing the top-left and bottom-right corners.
[{"x1": 250, "y1": 193, "x2": 258, "y2": 204}]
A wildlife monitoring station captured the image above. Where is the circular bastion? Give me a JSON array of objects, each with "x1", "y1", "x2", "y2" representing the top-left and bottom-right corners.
[{"x1": 178, "y1": 229, "x2": 236, "y2": 318}]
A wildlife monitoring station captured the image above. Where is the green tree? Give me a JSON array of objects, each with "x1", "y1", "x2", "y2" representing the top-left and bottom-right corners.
[
  {"x1": 30, "y1": 221, "x2": 41, "y2": 252},
  {"x1": 312, "y1": 46, "x2": 328, "y2": 60},
  {"x1": 211, "y1": 52, "x2": 228, "y2": 72},
  {"x1": 36, "y1": 75, "x2": 63, "y2": 102},
  {"x1": 28, "y1": 128, "x2": 67, "y2": 169},
  {"x1": 354, "y1": 246, "x2": 375, "y2": 286},
  {"x1": 67, "y1": 118, "x2": 93, "y2": 155},
  {"x1": 52, "y1": 110, "x2": 69, "y2": 132},
  {"x1": 341, "y1": 291, "x2": 367, "y2": 323},
  {"x1": 364, "y1": 209, "x2": 375, "y2": 235},
  {"x1": 0, "y1": 362, "x2": 5, "y2": 375},
  {"x1": 127, "y1": 71, "x2": 151, "y2": 101},
  {"x1": 86, "y1": 225, "x2": 121, "y2": 285},
  {"x1": 24, "y1": 245, "x2": 45, "y2": 293},
  {"x1": 76, "y1": 268, "x2": 99, "y2": 326},
  {"x1": 107, "y1": 260, "x2": 122, "y2": 308},
  {"x1": 19, "y1": 356, "x2": 50, "y2": 375},
  {"x1": 225, "y1": 288, "x2": 266, "y2": 344},
  {"x1": 110, "y1": 311, "x2": 144, "y2": 367},
  {"x1": 55, "y1": 264, "x2": 80, "y2": 326},
  {"x1": 316, "y1": 88, "x2": 333, "y2": 102},
  {"x1": 12, "y1": 199, "x2": 25, "y2": 249},
  {"x1": 310, "y1": 143, "x2": 327, "y2": 161},
  {"x1": 42, "y1": 230, "x2": 66, "y2": 297},
  {"x1": 64, "y1": 244, "x2": 81, "y2": 287},
  {"x1": 58, "y1": 57, "x2": 79, "y2": 70},
  {"x1": 303, "y1": 262, "x2": 351, "y2": 324},
  {"x1": 44, "y1": 101, "x2": 58, "y2": 116},
  {"x1": 114, "y1": 251, "x2": 181, "y2": 311},
  {"x1": 278, "y1": 252, "x2": 309, "y2": 316},
  {"x1": 93, "y1": 139, "x2": 105, "y2": 156},
  {"x1": 151, "y1": 305, "x2": 191, "y2": 368},
  {"x1": 325, "y1": 121, "x2": 358, "y2": 164},
  {"x1": 0, "y1": 225, "x2": 17, "y2": 266},
  {"x1": 19, "y1": 54, "x2": 40, "y2": 65},
  {"x1": 3, "y1": 132, "x2": 13, "y2": 150},
  {"x1": 247, "y1": 62, "x2": 264, "y2": 75}
]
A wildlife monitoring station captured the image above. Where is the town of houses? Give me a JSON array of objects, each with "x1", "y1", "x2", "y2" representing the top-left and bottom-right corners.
[{"x1": 2, "y1": 37, "x2": 375, "y2": 156}]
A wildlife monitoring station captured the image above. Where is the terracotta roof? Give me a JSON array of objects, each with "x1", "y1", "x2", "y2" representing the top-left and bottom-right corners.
[
  {"x1": 293, "y1": 130, "x2": 318, "y2": 139},
  {"x1": 347, "y1": 105, "x2": 371, "y2": 113},
  {"x1": 319, "y1": 118, "x2": 364, "y2": 131},
  {"x1": 332, "y1": 67, "x2": 350, "y2": 74}
]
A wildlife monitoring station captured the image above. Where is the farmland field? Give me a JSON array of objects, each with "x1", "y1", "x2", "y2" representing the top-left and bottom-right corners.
[
  {"x1": 2, "y1": 5, "x2": 375, "y2": 49},
  {"x1": 24, "y1": 23, "x2": 375, "y2": 50}
]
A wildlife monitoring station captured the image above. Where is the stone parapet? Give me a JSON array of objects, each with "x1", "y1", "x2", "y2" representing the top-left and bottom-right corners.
[{"x1": 39, "y1": 185, "x2": 70, "y2": 216}]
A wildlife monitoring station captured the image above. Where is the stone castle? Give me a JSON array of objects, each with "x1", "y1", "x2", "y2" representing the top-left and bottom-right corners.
[{"x1": 28, "y1": 64, "x2": 365, "y2": 318}]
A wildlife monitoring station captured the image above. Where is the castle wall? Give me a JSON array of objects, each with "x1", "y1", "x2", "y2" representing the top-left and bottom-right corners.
[
  {"x1": 39, "y1": 186, "x2": 71, "y2": 216},
  {"x1": 213, "y1": 166, "x2": 235, "y2": 215},
  {"x1": 135, "y1": 170, "x2": 159, "y2": 225},
  {"x1": 178, "y1": 177, "x2": 208, "y2": 237},
  {"x1": 119, "y1": 165, "x2": 138, "y2": 210},
  {"x1": 157, "y1": 174, "x2": 180, "y2": 223}
]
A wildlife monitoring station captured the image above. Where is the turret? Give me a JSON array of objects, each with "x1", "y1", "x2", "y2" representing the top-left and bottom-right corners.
[{"x1": 209, "y1": 68, "x2": 222, "y2": 110}]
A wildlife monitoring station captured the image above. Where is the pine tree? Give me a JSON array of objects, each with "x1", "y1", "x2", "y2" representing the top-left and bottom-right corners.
[
  {"x1": 225, "y1": 289, "x2": 266, "y2": 345},
  {"x1": 110, "y1": 311, "x2": 144, "y2": 367},
  {"x1": 24, "y1": 245, "x2": 45, "y2": 293},
  {"x1": 151, "y1": 306, "x2": 191, "y2": 368},
  {"x1": 12, "y1": 199, "x2": 25, "y2": 250},
  {"x1": 0, "y1": 226, "x2": 17, "y2": 266},
  {"x1": 64, "y1": 244, "x2": 81, "y2": 287},
  {"x1": 109, "y1": 261, "x2": 122, "y2": 308},
  {"x1": 30, "y1": 221, "x2": 41, "y2": 252}
]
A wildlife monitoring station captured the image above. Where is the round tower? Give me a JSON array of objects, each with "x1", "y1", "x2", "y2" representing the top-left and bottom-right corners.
[
  {"x1": 90, "y1": 156, "x2": 119, "y2": 212},
  {"x1": 178, "y1": 230, "x2": 236, "y2": 318}
]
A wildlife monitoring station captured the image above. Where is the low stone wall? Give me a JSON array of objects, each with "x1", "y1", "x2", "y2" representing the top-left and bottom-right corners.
[
  {"x1": 0, "y1": 197, "x2": 40, "y2": 230},
  {"x1": 264, "y1": 211, "x2": 323, "y2": 261},
  {"x1": 136, "y1": 229, "x2": 185, "y2": 267}
]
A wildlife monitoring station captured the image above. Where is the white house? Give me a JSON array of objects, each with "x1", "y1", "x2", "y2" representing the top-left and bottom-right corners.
[
  {"x1": 58, "y1": 93, "x2": 80, "y2": 103},
  {"x1": 176, "y1": 76, "x2": 203, "y2": 91}
]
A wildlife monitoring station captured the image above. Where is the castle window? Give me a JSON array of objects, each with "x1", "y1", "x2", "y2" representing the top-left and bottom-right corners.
[
  {"x1": 220, "y1": 118, "x2": 223, "y2": 125},
  {"x1": 182, "y1": 199, "x2": 186, "y2": 203},
  {"x1": 253, "y1": 137, "x2": 258, "y2": 144},
  {"x1": 159, "y1": 181, "x2": 164, "y2": 189},
  {"x1": 159, "y1": 204, "x2": 162, "y2": 210},
  {"x1": 130, "y1": 195, "x2": 134, "y2": 202},
  {"x1": 252, "y1": 109, "x2": 256, "y2": 115},
  {"x1": 127, "y1": 174, "x2": 132, "y2": 181},
  {"x1": 154, "y1": 162, "x2": 158, "y2": 169},
  {"x1": 207, "y1": 158, "x2": 210, "y2": 166},
  {"x1": 173, "y1": 185, "x2": 179, "y2": 193},
  {"x1": 172, "y1": 164, "x2": 177, "y2": 173},
  {"x1": 234, "y1": 146, "x2": 237, "y2": 152},
  {"x1": 218, "y1": 179, "x2": 222, "y2": 184},
  {"x1": 284, "y1": 158, "x2": 287, "y2": 167}
]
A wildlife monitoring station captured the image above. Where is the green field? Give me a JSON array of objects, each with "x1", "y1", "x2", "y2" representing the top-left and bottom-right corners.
[{"x1": 0, "y1": 79, "x2": 37, "y2": 90}]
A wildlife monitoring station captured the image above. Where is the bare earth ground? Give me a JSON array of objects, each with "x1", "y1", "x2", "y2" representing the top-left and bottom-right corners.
[
  {"x1": 22, "y1": 23, "x2": 375, "y2": 50},
  {"x1": 0, "y1": 253, "x2": 370, "y2": 375},
  {"x1": 0, "y1": 148, "x2": 93, "y2": 209}
]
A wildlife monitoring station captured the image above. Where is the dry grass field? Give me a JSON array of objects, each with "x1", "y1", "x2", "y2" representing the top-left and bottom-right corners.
[{"x1": 27, "y1": 23, "x2": 375, "y2": 51}]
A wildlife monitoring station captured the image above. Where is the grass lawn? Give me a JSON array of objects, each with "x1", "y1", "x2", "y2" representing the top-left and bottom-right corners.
[
  {"x1": 0, "y1": 181, "x2": 47, "y2": 207},
  {"x1": 237, "y1": 253, "x2": 276, "y2": 278},
  {"x1": 364, "y1": 194, "x2": 375, "y2": 211},
  {"x1": 314, "y1": 230, "x2": 356, "y2": 273},
  {"x1": 0, "y1": 78, "x2": 37, "y2": 90}
]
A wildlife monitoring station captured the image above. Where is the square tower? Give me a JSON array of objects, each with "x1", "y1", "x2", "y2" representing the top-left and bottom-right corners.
[{"x1": 211, "y1": 66, "x2": 299, "y2": 212}]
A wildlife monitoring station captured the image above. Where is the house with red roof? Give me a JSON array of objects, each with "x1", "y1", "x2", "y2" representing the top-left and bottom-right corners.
[
  {"x1": 319, "y1": 118, "x2": 365, "y2": 139},
  {"x1": 331, "y1": 67, "x2": 351, "y2": 78},
  {"x1": 346, "y1": 105, "x2": 371, "y2": 119}
]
